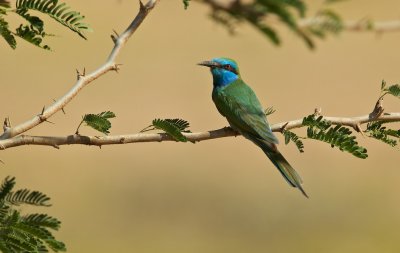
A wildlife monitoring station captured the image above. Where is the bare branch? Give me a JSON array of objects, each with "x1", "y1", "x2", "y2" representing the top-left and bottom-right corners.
[
  {"x1": 0, "y1": 112, "x2": 398, "y2": 150},
  {"x1": 0, "y1": 0, "x2": 159, "y2": 140}
]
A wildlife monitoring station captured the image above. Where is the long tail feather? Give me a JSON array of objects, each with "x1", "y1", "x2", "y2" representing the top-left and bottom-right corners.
[
  {"x1": 265, "y1": 149, "x2": 308, "y2": 198},
  {"x1": 247, "y1": 135, "x2": 308, "y2": 197}
]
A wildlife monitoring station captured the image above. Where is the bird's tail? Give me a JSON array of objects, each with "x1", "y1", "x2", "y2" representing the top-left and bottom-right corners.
[{"x1": 249, "y1": 136, "x2": 308, "y2": 198}]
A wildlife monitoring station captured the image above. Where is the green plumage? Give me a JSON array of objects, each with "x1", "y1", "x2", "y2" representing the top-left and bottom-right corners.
[
  {"x1": 213, "y1": 79, "x2": 307, "y2": 197},
  {"x1": 212, "y1": 79, "x2": 279, "y2": 145}
]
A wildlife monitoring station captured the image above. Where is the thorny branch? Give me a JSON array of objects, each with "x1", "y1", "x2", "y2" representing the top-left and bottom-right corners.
[
  {"x1": 0, "y1": 0, "x2": 159, "y2": 140},
  {"x1": 0, "y1": 111, "x2": 399, "y2": 150}
]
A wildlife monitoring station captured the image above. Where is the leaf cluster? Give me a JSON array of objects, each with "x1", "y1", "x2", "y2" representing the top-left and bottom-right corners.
[
  {"x1": 264, "y1": 106, "x2": 276, "y2": 116},
  {"x1": 305, "y1": 9, "x2": 344, "y2": 39},
  {"x1": 381, "y1": 80, "x2": 400, "y2": 99},
  {"x1": 142, "y1": 118, "x2": 191, "y2": 142},
  {"x1": 281, "y1": 115, "x2": 369, "y2": 159},
  {"x1": 366, "y1": 121, "x2": 400, "y2": 147},
  {"x1": 0, "y1": 0, "x2": 90, "y2": 50},
  {"x1": 187, "y1": 0, "x2": 345, "y2": 49},
  {"x1": 0, "y1": 176, "x2": 65, "y2": 253},
  {"x1": 282, "y1": 130, "x2": 304, "y2": 153},
  {"x1": 302, "y1": 115, "x2": 368, "y2": 159}
]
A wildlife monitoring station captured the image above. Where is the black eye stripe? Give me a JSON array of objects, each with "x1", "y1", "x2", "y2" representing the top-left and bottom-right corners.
[{"x1": 222, "y1": 64, "x2": 237, "y2": 74}]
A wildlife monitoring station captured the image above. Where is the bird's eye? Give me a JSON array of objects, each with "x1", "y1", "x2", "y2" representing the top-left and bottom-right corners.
[
  {"x1": 224, "y1": 64, "x2": 232, "y2": 71},
  {"x1": 223, "y1": 64, "x2": 237, "y2": 74}
]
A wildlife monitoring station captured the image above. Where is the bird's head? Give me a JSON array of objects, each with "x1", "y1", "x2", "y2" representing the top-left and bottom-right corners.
[{"x1": 198, "y1": 57, "x2": 240, "y2": 87}]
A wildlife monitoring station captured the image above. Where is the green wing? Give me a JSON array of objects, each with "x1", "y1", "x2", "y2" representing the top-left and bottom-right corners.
[{"x1": 212, "y1": 79, "x2": 279, "y2": 144}]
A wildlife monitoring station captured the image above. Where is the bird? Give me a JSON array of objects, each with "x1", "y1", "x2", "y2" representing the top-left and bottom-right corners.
[{"x1": 198, "y1": 57, "x2": 307, "y2": 197}]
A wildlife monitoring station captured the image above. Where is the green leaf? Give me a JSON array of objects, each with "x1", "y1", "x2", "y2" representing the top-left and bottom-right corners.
[
  {"x1": 6, "y1": 189, "x2": 51, "y2": 206},
  {"x1": 302, "y1": 115, "x2": 331, "y2": 130},
  {"x1": 303, "y1": 115, "x2": 368, "y2": 159},
  {"x1": 209, "y1": 11, "x2": 237, "y2": 35},
  {"x1": 282, "y1": 130, "x2": 304, "y2": 153},
  {"x1": 3, "y1": 234, "x2": 37, "y2": 252},
  {"x1": 0, "y1": 240, "x2": 13, "y2": 253},
  {"x1": 13, "y1": 222, "x2": 66, "y2": 252},
  {"x1": 15, "y1": 7, "x2": 44, "y2": 32},
  {"x1": 15, "y1": 24, "x2": 51, "y2": 50},
  {"x1": 250, "y1": 0, "x2": 313, "y2": 48},
  {"x1": 4, "y1": 209, "x2": 20, "y2": 225},
  {"x1": 22, "y1": 214, "x2": 61, "y2": 230},
  {"x1": 258, "y1": 0, "x2": 298, "y2": 29},
  {"x1": 0, "y1": 16, "x2": 16, "y2": 49},
  {"x1": 82, "y1": 111, "x2": 116, "y2": 135},
  {"x1": 14, "y1": 222, "x2": 53, "y2": 240},
  {"x1": 320, "y1": 9, "x2": 344, "y2": 33},
  {"x1": 384, "y1": 84, "x2": 400, "y2": 98},
  {"x1": 16, "y1": 0, "x2": 91, "y2": 39},
  {"x1": 264, "y1": 106, "x2": 276, "y2": 116},
  {"x1": 0, "y1": 205, "x2": 10, "y2": 220},
  {"x1": 202, "y1": 0, "x2": 315, "y2": 48},
  {"x1": 0, "y1": 177, "x2": 65, "y2": 253},
  {"x1": 256, "y1": 23, "x2": 281, "y2": 45},
  {"x1": 366, "y1": 121, "x2": 399, "y2": 147},
  {"x1": 306, "y1": 9, "x2": 344, "y2": 39},
  {"x1": 162, "y1": 118, "x2": 191, "y2": 132},
  {"x1": 183, "y1": 0, "x2": 190, "y2": 9},
  {"x1": 45, "y1": 238, "x2": 66, "y2": 252},
  {"x1": 0, "y1": 176, "x2": 15, "y2": 201},
  {"x1": 151, "y1": 118, "x2": 191, "y2": 142},
  {"x1": 381, "y1": 79, "x2": 386, "y2": 91},
  {"x1": 282, "y1": 0, "x2": 306, "y2": 17}
]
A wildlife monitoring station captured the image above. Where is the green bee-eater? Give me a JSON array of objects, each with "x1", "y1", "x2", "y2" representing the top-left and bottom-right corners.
[{"x1": 199, "y1": 57, "x2": 307, "y2": 197}]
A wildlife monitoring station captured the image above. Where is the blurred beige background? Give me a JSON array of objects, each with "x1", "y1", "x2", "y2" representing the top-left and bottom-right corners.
[{"x1": 1, "y1": 0, "x2": 400, "y2": 252}]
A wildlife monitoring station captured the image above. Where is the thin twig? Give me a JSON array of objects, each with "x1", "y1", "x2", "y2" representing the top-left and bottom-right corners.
[
  {"x1": 0, "y1": 0, "x2": 159, "y2": 140},
  {"x1": 75, "y1": 118, "x2": 84, "y2": 135}
]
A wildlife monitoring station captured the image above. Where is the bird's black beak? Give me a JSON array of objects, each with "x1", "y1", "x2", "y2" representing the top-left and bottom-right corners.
[{"x1": 198, "y1": 61, "x2": 220, "y2": 68}]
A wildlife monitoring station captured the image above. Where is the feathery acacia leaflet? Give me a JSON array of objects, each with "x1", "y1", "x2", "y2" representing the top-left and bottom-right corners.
[
  {"x1": 264, "y1": 106, "x2": 276, "y2": 116},
  {"x1": 76, "y1": 111, "x2": 116, "y2": 135},
  {"x1": 302, "y1": 115, "x2": 368, "y2": 158},
  {"x1": 0, "y1": 177, "x2": 65, "y2": 253},
  {"x1": 0, "y1": 0, "x2": 90, "y2": 49},
  {"x1": 16, "y1": 0, "x2": 91, "y2": 39},
  {"x1": 365, "y1": 121, "x2": 400, "y2": 147},
  {"x1": 141, "y1": 118, "x2": 191, "y2": 142},
  {"x1": 282, "y1": 130, "x2": 305, "y2": 153},
  {"x1": 380, "y1": 80, "x2": 400, "y2": 99},
  {"x1": 186, "y1": 0, "x2": 349, "y2": 49}
]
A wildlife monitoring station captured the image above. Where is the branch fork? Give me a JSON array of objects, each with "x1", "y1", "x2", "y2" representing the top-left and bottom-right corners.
[{"x1": 0, "y1": 0, "x2": 159, "y2": 141}]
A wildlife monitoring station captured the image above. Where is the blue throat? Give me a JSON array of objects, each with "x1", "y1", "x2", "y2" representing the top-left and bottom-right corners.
[{"x1": 211, "y1": 68, "x2": 239, "y2": 88}]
